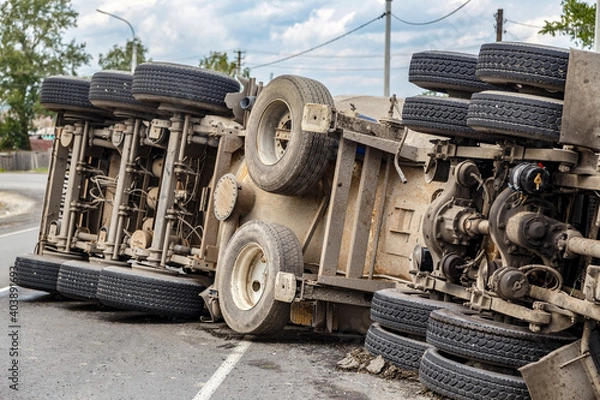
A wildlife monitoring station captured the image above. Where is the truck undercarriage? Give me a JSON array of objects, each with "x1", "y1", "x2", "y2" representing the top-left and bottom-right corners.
[{"x1": 13, "y1": 42, "x2": 600, "y2": 399}]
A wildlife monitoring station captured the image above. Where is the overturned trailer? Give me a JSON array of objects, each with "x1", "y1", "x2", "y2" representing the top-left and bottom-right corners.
[
  {"x1": 13, "y1": 42, "x2": 600, "y2": 399},
  {"x1": 16, "y1": 64, "x2": 437, "y2": 334}
]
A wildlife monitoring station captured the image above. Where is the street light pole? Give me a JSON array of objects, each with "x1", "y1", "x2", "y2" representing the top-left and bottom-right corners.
[{"x1": 97, "y1": 9, "x2": 137, "y2": 73}]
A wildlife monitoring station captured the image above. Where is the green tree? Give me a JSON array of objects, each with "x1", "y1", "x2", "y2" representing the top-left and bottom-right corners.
[
  {"x1": 539, "y1": 0, "x2": 596, "y2": 49},
  {"x1": 99, "y1": 38, "x2": 149, "y2": 71},
  {"x1": 199, "y1": 51, "x2": 250, "y2": 78},
  {"x1": 0, "y1": 0, "x2": 90, "y2": 150}
]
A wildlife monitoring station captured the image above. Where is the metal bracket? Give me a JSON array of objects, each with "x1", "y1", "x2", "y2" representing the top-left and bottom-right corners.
[
  {"x1": 199, "y1": 286, "x2": 222, "y2": 322},
  {"x1": 583, "y1": 265, "x2": 600, "y2": 303},
  {"x1": 301, "y1": 103, "x2": 333, "y2": 133},
  {"x1": 274, "y1": 272, "x2": 297, "y2": 303},
  {"x1": 428, "y1": 139, "x2": 457, "y2": 161}
]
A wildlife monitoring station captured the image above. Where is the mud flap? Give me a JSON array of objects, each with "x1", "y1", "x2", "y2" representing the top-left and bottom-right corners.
[
  {"x1": 519, "y1": 340, "x2": 600, "y2": 400},
  {"x1": 199, "y1": 286, "x2": 222, "y2": 322}
]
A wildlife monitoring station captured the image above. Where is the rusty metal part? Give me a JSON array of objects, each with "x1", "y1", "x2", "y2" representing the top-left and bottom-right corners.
[
  {"x1": 426, "y1": 139, "x2": 578, "y2": 166},
  {"x1": 529, "y1": 285, "x2": 600, "y2": 323},
  {"x1": 213, "y1": 173, "x2": 256, "y2": 221},
  {"x1": 561, "y1": 48, "x2": 600, "y2": 151},
  {"x1": 488, "y1": 189, "x2": 541, "y2": 268},
  {"x1": 38, "y1": 116, "x2": 70, "y2": 253},
  {"x1": 566, "y1": 236, "x2": 600, "y2": 260},
  {"x1": 455, "y1": 160, "x2": 480, "y2": 187},
  {"x1": 131, "y1": 229, "x2": 152, "y2": 249},
  {"x1": 147, "y1": 113, "x2": 184, "y2": 266},
  {"x1": 421, "y1": 162, "x2": 486, "y2": 280},
  {"x1": 583, "y1": 265, "x2": 600, "y2": 303},
  {"x1": 520, "y1": 339, "x2": 600, "y2": 400},
  {"x1": 505, "y1": 211, "x2": 577, "y2": 265},
  {"x1": 57, "y1": 121, "x2": 89, "y2": 252}
]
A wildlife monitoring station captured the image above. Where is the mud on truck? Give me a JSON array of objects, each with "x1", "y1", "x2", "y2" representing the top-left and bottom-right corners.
[{"x1": 12, "y1": 41, "x2": 600, "y2": 399}]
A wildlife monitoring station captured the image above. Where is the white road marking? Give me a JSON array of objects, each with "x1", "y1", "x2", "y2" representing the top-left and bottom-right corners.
[
  {"x1": 193, "y1": 339, "x2": 252, "y2": 400},
  {"x1": 0, "y1": 227, "x2": 38, "y2": 239}
]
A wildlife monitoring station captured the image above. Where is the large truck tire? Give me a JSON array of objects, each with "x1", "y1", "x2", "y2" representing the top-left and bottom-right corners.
[
  {"x1": 97, "y1": 266, "x2": 206, "y2": 319},
  {"x1": 402, "y1": 96, "x2": 501, "y2": 142},
  {"x1": 427, "y1": 308, "x2": 576, "y2": 368},
  {"x1": 365, "y1": 323, "x2": 431, "y2": 371},
  {"x1": 13, "y1": 254, "x2": 69, "y2": 294},
  {"x1": 89, "y1": 70, "x2": 158, "y2": 116},
  {"x1": 216, "y1": 220, "x2": 303, "y2": 335},
  {"x1": 245, "y1": 75, "x2": 336, "y2": 196},
  {"x1": 476, "y1": 42, "x2": 569, "y2": 93},
  {"x1": 371, "y1": 288, "x2": 464, "y2": 338},
  {"x1": 467, "y1": 91, "x2": 563, "y2": 142},
  {"x1": 57, "y1": 260, "x2": 104, "y2": 301},
  {"x1": 40, "y1": 76, "x2": 107, "y2": 116},
  {"x1": 409, "y1": 51, "x2": 496, "y2": 96},
  {"x1": 419, "y1": 347, "x2": 530, "y2": 400},
  {"x1": 131, "y1": 62, "x2": 240, "y2": 115}
]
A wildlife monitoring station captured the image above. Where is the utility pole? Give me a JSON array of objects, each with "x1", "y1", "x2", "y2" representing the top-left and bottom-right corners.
[
  {"x1": 495, "y1": 8, "x2": 504, "y2": 42},
  {"x1": 384, "y1": 0, "x2": 392, "y2": 97},
  {"x1": 234, "y1": 49, "x2": 245, "y2": 77}
]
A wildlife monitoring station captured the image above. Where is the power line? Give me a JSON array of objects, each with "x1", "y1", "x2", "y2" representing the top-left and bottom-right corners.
[
  {"x1": 505, "y1": 30, "x2": 524, "y2": 42},
  {"x1": 247, "y1": 49, "x2": 415, "y2": 59},
  {"x1": 251, "y1": 13, "x2": 385, "y2": 69},
  {"x1": 246, "y1": 64, "x2": 409, "y2": 72},
  {"x1": 391, "y1": 0, "x2": 472, "y2": 26},
  {"x1": 505, "y1": 19, "x2": 544, "y2": 29}
]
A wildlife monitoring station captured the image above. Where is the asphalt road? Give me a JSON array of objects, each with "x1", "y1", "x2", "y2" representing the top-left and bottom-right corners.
[
  {"x1": 0, "y1": 172, "x2": 432, "y2": 400},
  {"x1": 0, "y1": 173, "x2": 46, "y2": 287}
]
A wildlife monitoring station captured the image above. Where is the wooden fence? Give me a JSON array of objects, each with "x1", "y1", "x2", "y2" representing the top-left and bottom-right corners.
[{"x1": 0, "y1": 150, "x2": 51, "y2": 171}]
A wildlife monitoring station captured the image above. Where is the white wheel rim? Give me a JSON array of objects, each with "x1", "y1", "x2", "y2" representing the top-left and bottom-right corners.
[
  {"x1": 231, "y1": 243, "x2": 268, "y2": 310},
  {"x1": 256, "y1": 99, "x2": 291, "y2": 166}
]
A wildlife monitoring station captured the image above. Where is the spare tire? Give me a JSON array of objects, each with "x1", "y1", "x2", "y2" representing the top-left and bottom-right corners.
[{"x1": 245, "y1": 75, "x2": 336, "y2": 196}]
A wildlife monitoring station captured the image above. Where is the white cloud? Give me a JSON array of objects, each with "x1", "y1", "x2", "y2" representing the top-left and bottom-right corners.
[
  {"x1": 67, "y1": 0, "x2": 577, "y2": 96},
  {"x1": 275, "y1": 8, "x2": 356, "y2": 48}
]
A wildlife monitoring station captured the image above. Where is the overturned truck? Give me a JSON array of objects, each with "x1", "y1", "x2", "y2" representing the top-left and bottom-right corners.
[{"x1": 13, "y1": 42, "x2": 600, "y2": 399}]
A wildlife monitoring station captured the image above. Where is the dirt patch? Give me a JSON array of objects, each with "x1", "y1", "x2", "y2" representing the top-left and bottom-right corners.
[
  {"x1": 0, "y1": 190, "x2": 36, "y2": 218},
  {"x1": 337, "y1": 347, "x2": 443, "y2": 399},
  {"x1": 337, "y1": 347, "x2": 419, "y2": 381}
]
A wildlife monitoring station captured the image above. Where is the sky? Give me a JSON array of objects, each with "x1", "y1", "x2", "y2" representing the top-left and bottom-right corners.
[{"x1": 67, "y1": 0, "x2": 589, "y2": 98}]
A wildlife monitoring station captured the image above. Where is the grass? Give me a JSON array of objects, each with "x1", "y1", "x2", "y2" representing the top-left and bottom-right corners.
[{"x1": 0, "y1": 167, "x2": 48, "y2": 173}]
